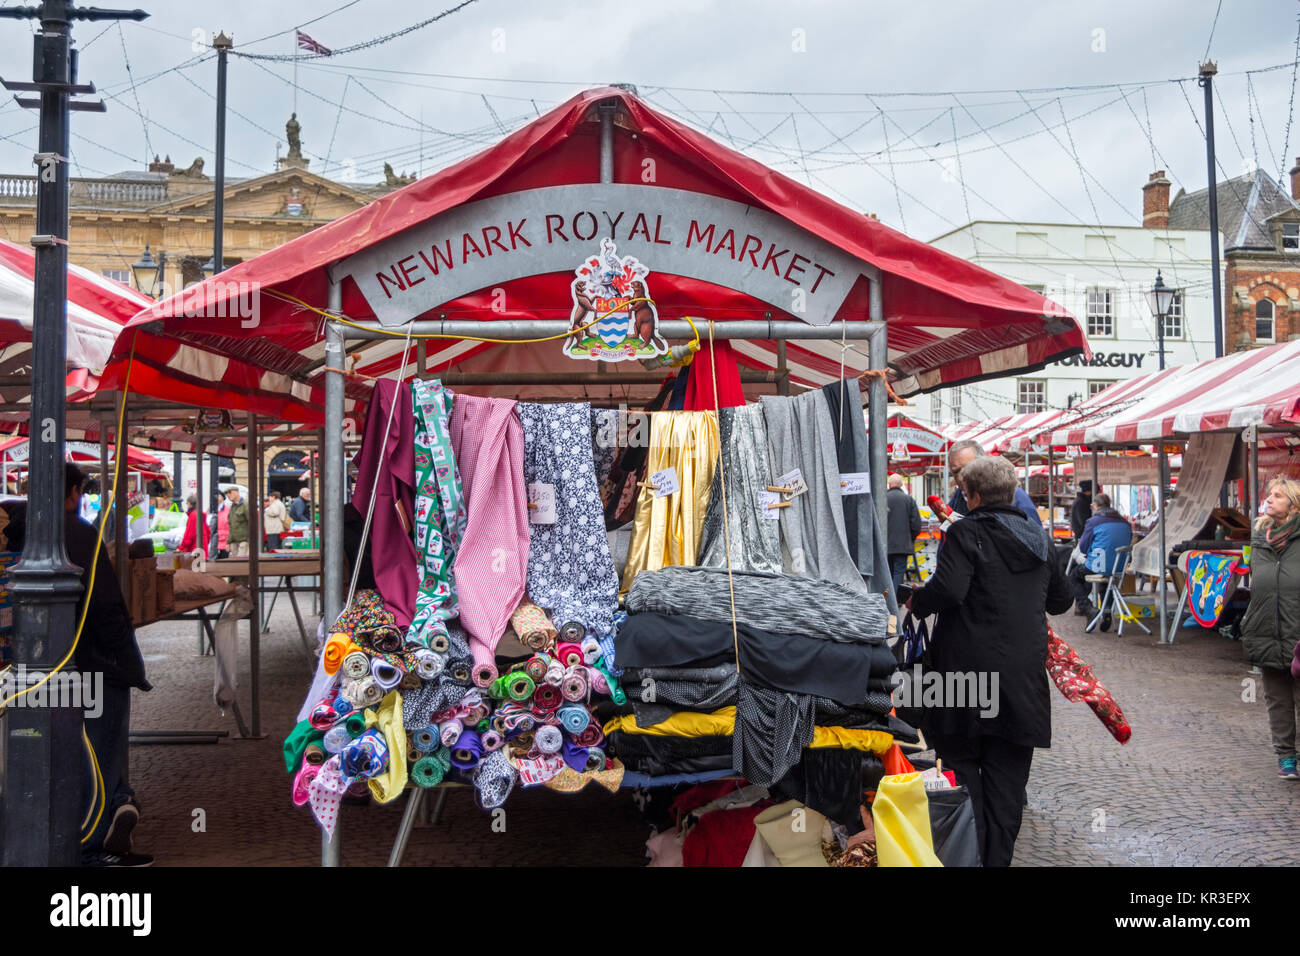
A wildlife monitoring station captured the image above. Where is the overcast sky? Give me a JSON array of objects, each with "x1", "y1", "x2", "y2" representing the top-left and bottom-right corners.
[{"x1": 0, "y1": 0, "x2": 1297, "y2": 244}]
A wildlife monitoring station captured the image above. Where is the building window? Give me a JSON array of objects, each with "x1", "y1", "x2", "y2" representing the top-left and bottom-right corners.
[
  {"x1": 1163, "y1": 291, "x2": 1184, "y2": 340},
  {"x1": 1087, "y1": 380, "x2": 1113, "y2": 398},
  {"x1": 1023, "y1": 283, "x2": 1045, "y2": 295},
  {"x1": 1086, "y1": 288, "x2": 1114, "y2": 338},
  {"x1": 1017, "y1": 379, "x2": 1046, "y2": 413},
  {"x1": 1256, "y1": 298, "x2": 1276, "y2": 342},
  {"x1": 1283, "y1": 223, "x2": 1299, "y2": 253},
  {"x1": 101, "y1": 269, "x2": 130, "y2": 284},
  {"x1": 948, "y1": 387, "x2": 962, "y2": 422}
]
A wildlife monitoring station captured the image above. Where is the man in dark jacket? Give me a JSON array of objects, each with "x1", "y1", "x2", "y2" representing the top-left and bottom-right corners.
[
  {"x1": 1070, "y1": 480, "x2": 1093, "y2": 539},
  {"x1": 909, "y1": 455, "x2": 1072, "y2": 867},
  {"x1": 1069, "y1": 493, "x2": 1132, "y2": 619},
  {"x1": 947, "y1": 440, "x2": 1040, "y2": 527},
  {"x1": 886, "y1": 473, "x2": 922, "y2": 594}
]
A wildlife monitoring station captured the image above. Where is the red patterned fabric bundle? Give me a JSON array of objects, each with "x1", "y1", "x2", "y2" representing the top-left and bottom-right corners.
[{"x1": 1045, "y1": 622, "x2": 1132, "y2": 744}]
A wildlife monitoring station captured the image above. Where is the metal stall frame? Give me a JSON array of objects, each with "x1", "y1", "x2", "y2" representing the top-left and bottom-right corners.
[{"x1": 318, "y1": 310, "x2": 890, "y2": 867}]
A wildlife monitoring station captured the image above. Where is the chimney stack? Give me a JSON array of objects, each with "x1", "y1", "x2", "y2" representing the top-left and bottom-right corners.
[
  {"x1": 1290, "y1": 157, "x2": 1300, "y2": 203},
  {"x1": 1142, "y1": 170, "x2": 1170, "y2": 229}
]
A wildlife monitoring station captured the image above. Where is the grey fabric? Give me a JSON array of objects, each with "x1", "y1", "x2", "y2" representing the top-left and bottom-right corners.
[
  {"x1": 624, "y1": 663, "x2": 740, "y2": 726},
  {"x1": 822, "y1": 378, "x2": 874, "y2": 577},
  {"x1": 732, "y1": 681, "x2": 815, "y2": 788},
  {"x1": 760, "y1": 390, "x2": 867, "y2": 591},
  {"x1": 698, "y1": 404, "x2": 782, "y2": 574},
  {"x1": 626, "y1": 565, "x2": 888, "y2": 644}
]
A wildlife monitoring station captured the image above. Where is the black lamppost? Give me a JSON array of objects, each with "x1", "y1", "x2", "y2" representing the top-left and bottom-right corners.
[
  {"x1": 131, "y1": 243, "x2": 166, "y2": 298},
  {"x1": 1145, "y1": 270, "x2": 1177, "y2": 372}
]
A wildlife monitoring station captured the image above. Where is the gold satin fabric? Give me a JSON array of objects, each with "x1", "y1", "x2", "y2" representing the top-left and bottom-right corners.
[{"x1": 620, "y1": 411, "x2": 720, "y2": 592}]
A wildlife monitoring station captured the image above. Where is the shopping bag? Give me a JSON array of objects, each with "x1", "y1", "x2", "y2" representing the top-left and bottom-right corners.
[{"x1": 926, "y1": 786, "x2": 981, "y2": 867}]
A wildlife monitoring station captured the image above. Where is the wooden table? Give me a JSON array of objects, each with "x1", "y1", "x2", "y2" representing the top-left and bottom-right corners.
[{"x1": 208, "y1": 554, "x2": 322, "y2": 653}]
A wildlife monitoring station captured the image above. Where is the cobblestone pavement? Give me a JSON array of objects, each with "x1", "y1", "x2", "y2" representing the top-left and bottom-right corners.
[{"x1": 125, "y1": 598, "x2": 1300, "y2": 866}]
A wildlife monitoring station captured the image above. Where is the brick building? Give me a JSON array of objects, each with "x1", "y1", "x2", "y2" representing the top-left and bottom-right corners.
[{"x1": 1165, "y1": 163, "x2": 1300, "y2": 350}]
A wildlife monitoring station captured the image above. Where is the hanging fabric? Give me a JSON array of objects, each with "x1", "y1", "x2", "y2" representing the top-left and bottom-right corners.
[
  {"x1": 760, "y1": 391, "x2": 867, "y2": 592},
  {"x1": 449, "y1": 393, "x2": 529, "y2": 685},
  {"x1": 519, "y1": 402, "x2": 621, "y2": 642},
  {"x1": 821, "y1": 378, "x2": 874, "y2": 578},
  {"x1": 685, "y1": 339, "x2": 745, "y2": 411},
  {"x1": 621, "y1": 410, "x2": 720, "y2": 591},
  {"x1": 406, "y1": 379, "x2": 467, "y2": 649},
  {"x1": 697, "y1": 404, "x2": 782, "y2": 574},
  {"x1": 351, "y1": 379, "x2": 419, "y2": 628}
]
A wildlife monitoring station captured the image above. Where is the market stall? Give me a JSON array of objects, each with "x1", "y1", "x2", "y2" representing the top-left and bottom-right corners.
[{"x1": 117, "y1": 86, "x2": 1087, "y2": 867}]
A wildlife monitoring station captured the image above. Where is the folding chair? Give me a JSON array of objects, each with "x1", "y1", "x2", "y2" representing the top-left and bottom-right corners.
[{"x1": 1085, "y1": 545, "x2": 1150, "y2": 636}]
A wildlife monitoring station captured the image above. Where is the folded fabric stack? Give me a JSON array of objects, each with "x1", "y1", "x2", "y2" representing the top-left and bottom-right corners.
[{"x1": 608, "y1": 566, "x2": 915, "y2": 834}]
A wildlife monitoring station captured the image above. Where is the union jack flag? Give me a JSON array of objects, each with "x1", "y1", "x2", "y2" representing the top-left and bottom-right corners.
[{"x1": 296, "y1": 30, "x2": 332, "y2": 55}]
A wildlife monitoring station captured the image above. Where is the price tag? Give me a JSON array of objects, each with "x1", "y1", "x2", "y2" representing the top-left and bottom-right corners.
[
  {"x1": 776, "y1": 468, "x2": 807, "y2": 498},
  {"x1": 759, "y1": 491, "x2": 782, "y2": 519},
  {"x1": 528, "y1": 482, "x2": 556, "y2": 524},
  {"x1": 650, "y1": 466, "x2": 679, "y2": 497},
  {"x1": 840, "y1": 472, "x2": 870, "y2": 495}
]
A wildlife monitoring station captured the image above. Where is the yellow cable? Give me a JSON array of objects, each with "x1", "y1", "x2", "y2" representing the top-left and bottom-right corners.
[{"x1": 80, "y1": 725, "x2": 106, "y2": 843}]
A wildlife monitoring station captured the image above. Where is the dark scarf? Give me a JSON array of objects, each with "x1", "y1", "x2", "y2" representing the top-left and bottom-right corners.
[{"x1": 1266, "y1": 514, "x2": 1300, "y2": 554}]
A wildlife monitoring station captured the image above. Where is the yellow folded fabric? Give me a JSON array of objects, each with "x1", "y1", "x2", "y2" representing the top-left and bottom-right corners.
[
  {"x1": 367, "y1": 690, "x2": 408, "y2": 804},
  {"x1": 752, "y1": 800, "x2": 829, "y2": 868},
  {"x1": 604, "y1": 707, "x2": 893, "y2": 754},
  {"x1": 872, "y1": 772, "x2": 942, "y2": 867},
  {"x1": 620, "y1": 411, "x2": 720, "y2": 592}
]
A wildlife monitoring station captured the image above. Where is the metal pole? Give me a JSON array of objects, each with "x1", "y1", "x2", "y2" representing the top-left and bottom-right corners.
[
  {"x1": 1047, "y1": 451, "x2": 1055, "y2": 535},
  {"x1": 599, "y1": 99, "x2": 615, "y2": 184},
  {"x1": 321, "y1": 285, "x2": 345, "y2": 868},
  {"x1": 776, "y1": 341, "x2": 791, "y2": 396},
  {"x1": 337, "y1": 318, "x2": 885, "y2": 342},
  {"x1": 211, "y1": 32, "x2": 232, "y2": 275},
  {"x1": 114, "y1": 391, "x2": 130, "y2": 607},
  {"x1": 172, "y1": 449, "x2": 182, "y2": 505},
  {"x1": 1247, "y1": 425, "x2": 1260, "y2": 523},
  {"x1": 247, "y1": 413, "x2": 260, "y2": 736},
  {"x1": 867, "y1": 282, "x2": 888, "y2": 533},
  {"x1": 194, "y1": 442, "x2": 205, "y2": 654},
  {"x1": 1091, "y1": 449, "x2": 1099, "y2": 501},
  {"x1": 1158, "y1": 442, "x2": 1170, "y2": 643},
  {"x1": 1199, "y1": 61, "x2": 1224, "y2": 359}
]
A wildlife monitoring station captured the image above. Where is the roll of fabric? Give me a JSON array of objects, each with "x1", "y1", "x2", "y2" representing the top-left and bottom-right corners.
[
  {"x1": 511, "y1": 730, "x2": 536, "y2": 750},
  {"x1": 760, "y1": 391, "x2": 867, "y2": 591},
  {"x1": 496, "y1": 703, "x2": 534, "y2": 735},
  {"x1": 584, "y1": 746, "x2": 607, "y2": 772},
  {"x1": 557, "y1": 704, "x2": 590, "y2": 735},
  {"x1": 523, "y1": 654, "x2": 549, "y2": 683},
  {"x1": 438, "y1": 719, "x2": 463, "y2": 748},
  {"x1": 581, "y1": 636, "x2": 602, "y2": 665},
  {"x1": 406, "y1": 378, "x2": 468, "y2": 648},
  {"x1": 512, "y1": 600, "x2": 556, "y2": 652},
  {"x1": 429, "y1": 632, "x2": 451, "y2": 654},
  {"x1": 411, "y1": 748, "x2": 451, "y2": 788},
  {"x1": 480, "y1": 729, "x2": 504, "y2": 752},
  {"x1": 465, "y1": 704, "x2": 489, "y2": 725},
  {"x1": 292, "y1": 762, "x2": 319, "y2": 806},
  {"x1": 400, "y1": 671, "x2": 422, "y2": 691},
  {"x1": 344, "y1": 711, "x2": 369, "y2": 738},
  {"x1": 556, "y1": 641, "x2": 584, "y2": 668},
  {"x1": 589, "y1": 659, "x2": 626, "y2": 705},
  {"x1": 573, "y1": 723, "x2": 604, "y2": 749},
  {"x1": 698, "y1": 403, "x2": 783, "y2": 574},
  {"x1": 413, "y1": 727, "x2": 437, "y2": 752},
  {"x1": 533, "y1": 683, "x2": 562, "y2": 712},
  {"x1": 406, "y1": 739, "x2": 422, "y2": 762},
  {"x1": 488, "y1": 674, "x2": 512, "y2": 700},
  {"x1": 413, "y1": 649, "x2": 445, "y2": 679},
  {"x1": 534, "y1": 723, "x2": 564, "y2": 754},
  {"x1": 322, "y1": 634, "x2": 352, "y2": 676},
  {"x1": 518, "y1": 402, "x2": 621, "y2": 642},
  {"x1": 339, "y1": 728, "x2": 389, "y2": 783},
  {"x1": 587, "y1": 665, "x2": 611, "y2": 697},
  {"x1": 332, "y1": 695, "x2": 353, "y2": 717},
  {"x1": 471, "y1": 658, "x2": 497, "y2": 689},
  {"x1": 626, "y1": 566, "x2": 888, "y2": 644},
  {"x1": 507, "y1": 671, "x2": 535, "y2": 702},
  {"x1": 341, "y1": 651, "x2": 371, "y2": 680},
  {"x1": 561, "y1": 665, "x2": 589, "y2": 702},
  {"x1": 303, "y1": 743, "x2": 326, "y2": 766},
  {"x1": 309, "y1": 700, "x2": 339, "y2": 731},
  {"x1": 307, "y1": 755, "x2": 349, "y2": 837},
  {"x1": 473, "y1": 749, "x2": 518, "y2": 810},
  {"x1": 491, "y1": 713, "x2": 508, "y2": 735},
  {"x1": 621, "y1": 410, "x2": 720, "y2": 591},
  {"x1": 560, "y1": 738, "x2": 589, "y2": 773},
  {"x1": 322, "y1": 725, "x2": 351, "y2": 754},
  {"x1": 543, "y1": 659, "x2": 565, "y2": 686},
  {"x1": 557, "y1": 620, "x2": 586, "y2": 643},
  {"x1": 450, "y1": 728, "x2": 484, "y2": 769},
  {"x1": 358, "y1": 625, "x2": 405, "y2": 655},
  {"x1": 370, "y1": 657, "x2": 404, "y2": 692}
]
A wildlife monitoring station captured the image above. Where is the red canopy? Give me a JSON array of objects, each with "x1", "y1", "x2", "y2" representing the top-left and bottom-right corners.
[
  {"x1": 108, "y1": 86, "x2": 1086, "y2": 422},
  {"x1": 0, "y1": 435, "x2": 164, "y2": 475}
]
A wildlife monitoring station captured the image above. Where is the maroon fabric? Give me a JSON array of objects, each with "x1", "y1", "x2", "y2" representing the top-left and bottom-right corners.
[
  {"x1": 681, "y1": 803, "x2": 773, "y2": 868},
  {"x1": 685, "y1": 340, "x2": 746, "y2": 411},
  {"x1": 351, "y1": 379, "x2": 418, "y2": 628}
]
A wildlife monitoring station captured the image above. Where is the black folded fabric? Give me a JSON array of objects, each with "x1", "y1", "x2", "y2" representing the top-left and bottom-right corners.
[
  {"x1": 615, "y1": 611, "x2": 898, "y2": 705},
  {"x1": 606, "y1": 731, "x2": 735, "y2": 777},
  {"x1": 770, "y1": 749, "x2": 877, "y2": 832}
]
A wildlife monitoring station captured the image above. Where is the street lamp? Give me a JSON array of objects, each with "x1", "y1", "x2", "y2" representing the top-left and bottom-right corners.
[
  {"x1": 1145, "y1": 269, "x2": 1177, "y2": 371},
  {"x1": 131, "y1": 243, "x2": 167, "y2": 299}
]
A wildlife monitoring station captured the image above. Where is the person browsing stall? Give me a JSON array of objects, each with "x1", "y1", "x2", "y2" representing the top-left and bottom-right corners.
[
  {"x1": 886, "y1": 472, "x2": 922, "y2": 594},
  {"x1": 1068, "y1": 492, "x2": 1132, "y2": 623},
  {"x1": 947, "y1": 439, "x2": 1039, "y2": 526}
]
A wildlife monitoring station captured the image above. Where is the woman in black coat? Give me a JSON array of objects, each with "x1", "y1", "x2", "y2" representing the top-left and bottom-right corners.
[{"x1": 909, "y1": 454, "x2": 1072, "y2": 866}]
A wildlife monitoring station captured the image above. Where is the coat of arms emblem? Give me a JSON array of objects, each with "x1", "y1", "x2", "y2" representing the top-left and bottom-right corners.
[{"x1": 564, "y1": 238, "x2": 667, "y2": 361}]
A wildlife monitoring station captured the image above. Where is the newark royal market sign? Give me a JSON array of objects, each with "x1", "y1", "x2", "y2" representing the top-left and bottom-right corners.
[{"x1": 330, "y1": 185, "x2": 864, "y2": 334}]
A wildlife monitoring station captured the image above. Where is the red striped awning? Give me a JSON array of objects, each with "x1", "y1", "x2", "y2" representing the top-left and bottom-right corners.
[{"x1": 105, "y1": 86, "x2": 1086, "y2": 423}]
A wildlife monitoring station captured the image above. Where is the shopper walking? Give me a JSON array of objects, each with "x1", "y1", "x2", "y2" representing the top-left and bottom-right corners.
[
  {"x1": 225, "y1": 487, "x2": 249, "y2": 558},
  {"x1": 886, "y1": 473, "x2": 922, "y2": 595},
  {"x1": 289, "y1": 486, "x2": 312, "y2": 524},
  {"x1": 909, "y1": 455, "x2": 1072, "y2": 866},
  {"x1": 1240, "y1": 477, "x2": 1300, "y2": 780},
  {"x1": 263, "y1": 490, "x2": 288, "y2": 551}
]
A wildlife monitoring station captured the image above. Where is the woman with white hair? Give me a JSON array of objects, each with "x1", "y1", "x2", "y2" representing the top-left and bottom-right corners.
[
  {"x1": 1241, "y1": 477, "x2": 1300, "y2": 779},
  {"x1": 909, "y1": 454, "x2": 1072, "y2": 866}
]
